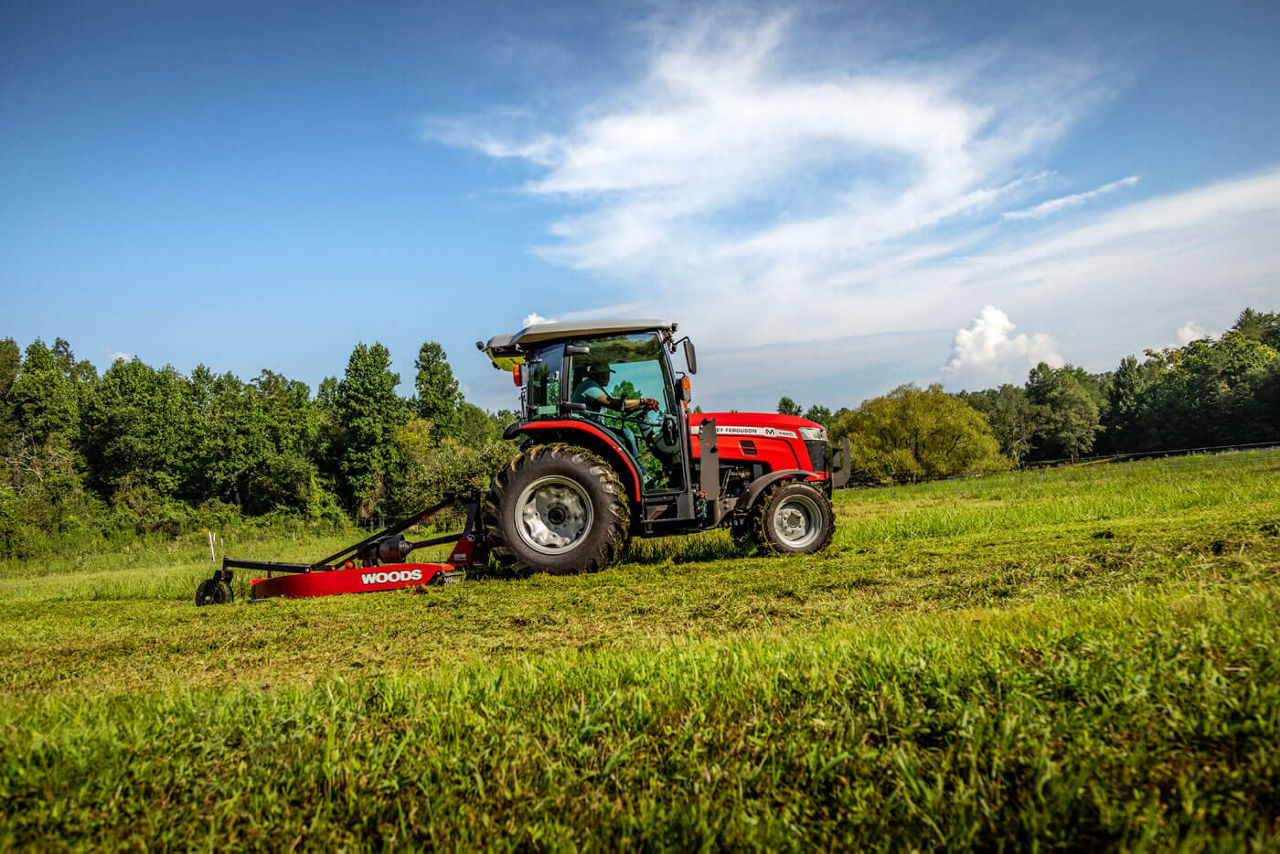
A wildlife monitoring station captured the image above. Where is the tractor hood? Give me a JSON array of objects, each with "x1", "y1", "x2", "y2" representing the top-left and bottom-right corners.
[{"x1": 688, "y1": 412, "x2": 824, "y2": 440}]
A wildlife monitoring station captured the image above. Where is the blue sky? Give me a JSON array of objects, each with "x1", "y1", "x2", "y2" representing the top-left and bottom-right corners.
[{"x1": 2, "y1": 0, "x2": 1278, "y2": 413}]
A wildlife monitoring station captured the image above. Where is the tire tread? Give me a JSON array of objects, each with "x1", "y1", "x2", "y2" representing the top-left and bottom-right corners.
[{"x1": 484, "y1": 443, "x2": 630, "y2": 575}]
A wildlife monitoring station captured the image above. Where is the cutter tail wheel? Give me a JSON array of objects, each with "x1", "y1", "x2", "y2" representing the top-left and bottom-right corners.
[
  {"x1": 748, "y1": 481, "x2": 835, "y2": 556},
  {"x1": 484, "y1": 443, "x2": 629, "y2": 575},
  {"x1": 195, "y1": 576, "x2": 234, "y2": 606}
]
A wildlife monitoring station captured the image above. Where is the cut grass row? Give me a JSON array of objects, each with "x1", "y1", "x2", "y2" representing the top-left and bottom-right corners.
[{"x1": 2, "y1": 496, "x2": 1276, "y2": 699}]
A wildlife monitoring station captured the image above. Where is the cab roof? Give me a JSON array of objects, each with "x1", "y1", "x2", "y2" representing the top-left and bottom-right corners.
[{"x1": 480, "y1": 318, "x2": 674, "y2": 360}]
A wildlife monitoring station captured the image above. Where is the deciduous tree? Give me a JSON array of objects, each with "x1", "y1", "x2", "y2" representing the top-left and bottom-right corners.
[
  {"x1": 414, "y1": 341, "x2": 461, "y2": 439},
  {"x1": 833, "y1": 384, "x2": 1008, "y2": 484},
  {"x1": 777, "y1": 396, "x2": 801, "y2": 417},
  {"x1": 334, "y1": 342, "x2": 406, "y2": 518}
]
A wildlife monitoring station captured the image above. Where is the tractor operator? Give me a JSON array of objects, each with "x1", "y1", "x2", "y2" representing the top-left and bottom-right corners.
[
  {"x1": 571, "y1": 359, "x2": 657, "y2": 464},
  {"x1": 571, "y1": 360, "x2": 657, "y2": 417}
]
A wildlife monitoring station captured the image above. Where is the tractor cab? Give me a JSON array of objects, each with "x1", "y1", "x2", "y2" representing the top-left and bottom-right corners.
[
  {"x1": 483, "y1": 320, "x2": 694, "y2": 498},
  {"x1": 477, "y1": 318, "x2": 846, "y2": 574}
]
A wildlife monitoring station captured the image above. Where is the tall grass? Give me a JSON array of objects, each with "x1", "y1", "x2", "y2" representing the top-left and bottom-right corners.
[
  {"x1": 0, "y1": 449, "x2": 1277, "y2": 848},
  {"x1": 2, "y1": 590, "x2": 1277, "y2": 849}
]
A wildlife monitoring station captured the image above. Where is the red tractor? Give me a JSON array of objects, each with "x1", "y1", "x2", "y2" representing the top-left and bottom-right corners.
[
  {"x1": 478, "y1": 318, "x2": 850, "y2": 574},
  {"x1": 203, "y1": 318, "x2": 848, "y2": 604}
]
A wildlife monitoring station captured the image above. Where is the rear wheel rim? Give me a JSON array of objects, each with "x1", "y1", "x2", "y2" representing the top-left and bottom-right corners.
[
  {"x1": 772, "y1": 493, "x2": 823, "y2": 550},
  {"x1": 515, "y1": 475, "x2": 594, "y2": 555}
]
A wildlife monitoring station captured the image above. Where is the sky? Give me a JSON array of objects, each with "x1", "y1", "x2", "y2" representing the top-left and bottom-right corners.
[{"x1": 2, "y1": 0, "x2": 1278, "y2": 413}]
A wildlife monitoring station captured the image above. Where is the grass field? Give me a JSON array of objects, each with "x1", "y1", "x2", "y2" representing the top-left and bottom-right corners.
[{"x1": 1, "y1": 450, "x2": 1278, "y2": 848}]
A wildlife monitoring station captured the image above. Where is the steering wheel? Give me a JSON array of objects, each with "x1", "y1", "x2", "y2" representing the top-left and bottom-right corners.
[
  {"x1": 637, "y1": 411, "x2": 681, "y2": 459},
  {"x1": 596, "y1": 408, "x2": 680, "y2": 457}
]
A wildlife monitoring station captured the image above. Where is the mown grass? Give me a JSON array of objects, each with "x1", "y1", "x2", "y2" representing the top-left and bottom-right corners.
[{"x1": 0, "y1": 450, "x2": 1277, "y2": 849}]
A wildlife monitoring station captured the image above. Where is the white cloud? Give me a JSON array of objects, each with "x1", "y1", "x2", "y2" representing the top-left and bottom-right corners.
[
  {"x1": 103, "y1": 347, "x2": 131, "y2": 362},
  {"x1": 521, "y1": 312, "x2": 556, "y2": 327},
  {"x1": 942, "y1": 306, "x2": 1063, "y2": 381},
  {"x1": 1177, "y1": 321, "x2": 1219, "y2": 345},
  {"x1": 431, "y1": 12, "x2": 1109, "y2": 356},
  {"x1": 439, "y1": 13, "x2": 1280, "y2": 410},
  {"x1": 1003, "y1": 175, "x2": 1140, "y2": 220}
]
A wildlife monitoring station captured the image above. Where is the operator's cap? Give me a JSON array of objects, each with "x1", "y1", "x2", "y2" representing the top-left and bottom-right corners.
[{"x1": 587, "y1": 358, "x2": 614, "y2": 374}]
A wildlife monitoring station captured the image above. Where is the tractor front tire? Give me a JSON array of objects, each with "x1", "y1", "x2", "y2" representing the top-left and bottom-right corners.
[
  {"x1": 747, "y1": 481, "x2": 835, "y2": 556},
  {"x1": 484, "y1": 443, "x2": 630, "y2": 576}
]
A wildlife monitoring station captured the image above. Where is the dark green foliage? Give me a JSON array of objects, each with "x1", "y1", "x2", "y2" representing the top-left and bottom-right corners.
[
  {"x1": 1233, "y1": 307, "x2": 1280, "y2": 348},
  {"x1": 1101, "y1": 354, "x2": 1160, "y2": 451},
  {"x1": 0, "y1": 334, "x2": 516, "y2": 555},
  {"x1": 8, "y1": 339, "x2": 89, "y2": 446},
  {"x1": 946, "y1": 306, "x2": 1280, "y2": 464},
  {"x1": 1023, "y1": 362, "x2": 1103, "y2": 460},
  {"x1": 803, "y1": 404, "x2": 833, "y2": 429},
  {"x1": 386, "y1": 417, "x2": 514, "y2": 523},
  {"x1": 82, "y1": 358, "x2": 192, "y2": 497},
  {"x1": 413, "y1": 340, "x2": 462, "y2": 438},
  {"x1": 1097, "y1": 327, "x2": 1278, "y2": 453},
  {"x1": 180, "y1": 367, "x2": 323, "y2": 514},
  {"x1": 958, "y1": 384, "x2": 1039, "y2": 463},
  {"x1": 1040, "y1": 373, "x2": 1102, "y2": 461},
  {"x1": 0, "y1": 339, "x2": 101, "y2": 556},
  {"x1": 0, "y1": 338, "x2": 20, "y2": 448},
  {"x1": 333, "y1": 342, "x2": 408, "y2": 519},
  {"x1": 3, "y1": 304, "x2": 1276, "y2": 555}
]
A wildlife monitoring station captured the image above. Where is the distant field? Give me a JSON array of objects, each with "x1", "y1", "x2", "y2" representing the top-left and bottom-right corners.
[{"x1": 1, "y1": 450, "x2": 1278, "y2": 848}]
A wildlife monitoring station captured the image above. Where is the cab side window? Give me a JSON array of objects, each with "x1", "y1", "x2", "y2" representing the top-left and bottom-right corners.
[{"x1": 526, "y1": 345, "x2": 563, "y2": 418}]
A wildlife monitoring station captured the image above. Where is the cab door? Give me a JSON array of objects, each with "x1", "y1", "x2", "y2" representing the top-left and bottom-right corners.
[{"x1": 564, "y1": 332, "x2": 686, "y2": 494}]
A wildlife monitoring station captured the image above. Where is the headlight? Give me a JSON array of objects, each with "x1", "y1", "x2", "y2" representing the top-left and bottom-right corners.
[{"x1": 798, "y1": 426, "x2": 827, "y2": 441}]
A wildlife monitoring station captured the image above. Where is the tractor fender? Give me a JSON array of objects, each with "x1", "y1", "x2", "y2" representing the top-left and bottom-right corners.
[
  {"x1": 739, "y1": 470, "x2": 818, "y2": 513},
  {"x1": 506, "y1": 420, "x2": 643, "y2": 502}
]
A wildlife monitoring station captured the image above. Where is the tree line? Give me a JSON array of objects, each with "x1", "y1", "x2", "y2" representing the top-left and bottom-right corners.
[
  {"x1": 779, "y1": 307, "x2": 1280, "y2": 485},
  {"x1": 3, "y1": 306, "x2": 1276, "y2": 553},
  {"x1": 0, "y1": 337, "x2": 515, "y2": 556}
]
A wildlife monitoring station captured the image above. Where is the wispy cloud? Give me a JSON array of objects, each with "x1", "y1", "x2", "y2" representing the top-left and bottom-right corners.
[
  {"x1": 435, "y1": 12, "x2": 1279, "y2": 409},
  {"x1": 103, "y1": 347, "x2": 131, "y2": 362},
  {"x1": 1003, "y1": 175, "x2": 1140, "y2": 220}
]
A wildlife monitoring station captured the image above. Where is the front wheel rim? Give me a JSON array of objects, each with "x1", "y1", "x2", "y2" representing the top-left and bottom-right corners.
[
  {"x1": 771, "y1": 493, "x2": 823, "y2": 550},
  {"x1": 515, "y1": 475, "x2": 594, "y2": 555}
]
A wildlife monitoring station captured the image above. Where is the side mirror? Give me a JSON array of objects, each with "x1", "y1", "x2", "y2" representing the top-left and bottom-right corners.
[{"x1": 682, "y1": 339, "x2": 697, "y2": 374}]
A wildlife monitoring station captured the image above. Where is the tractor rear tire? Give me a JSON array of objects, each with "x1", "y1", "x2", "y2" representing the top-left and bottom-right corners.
[
  {"x1": 484, "y1": 443, "x2": 630, "y2": 576},
  {"x1": 747, "y1": 481, "x2": 835, "y2": 556}
]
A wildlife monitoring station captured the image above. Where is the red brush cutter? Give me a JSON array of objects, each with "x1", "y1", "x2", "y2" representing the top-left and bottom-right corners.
[{"x1": 195, "y1": 490, "x2": 487, "y2": 605}]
